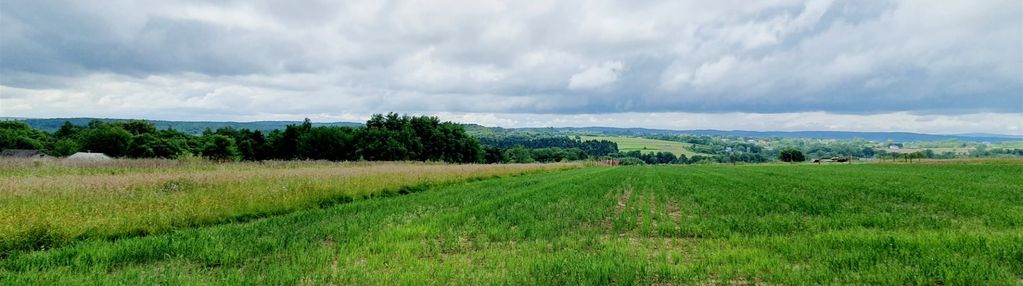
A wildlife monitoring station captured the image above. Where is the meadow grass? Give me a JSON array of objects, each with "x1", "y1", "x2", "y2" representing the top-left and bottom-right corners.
[
  {"x1": 0, "y1": 159, "x2": 579, "y2": 255},
  {"x1": 1, "y1": 160, "x2": 1020, "y2": 284},
  {"x1": 580, "y1": 135, "x2": 704, "y2": 157}
]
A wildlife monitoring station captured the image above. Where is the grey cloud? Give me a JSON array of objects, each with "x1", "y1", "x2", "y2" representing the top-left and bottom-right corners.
[{"x1": 1, "y1": 0, "x2": 1020, "y2": 117}]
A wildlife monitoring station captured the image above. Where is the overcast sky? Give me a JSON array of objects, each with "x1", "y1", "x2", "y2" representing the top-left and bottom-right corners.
[{"x1": 1, "y1": 0, "x2": 1021, "y2": 134}]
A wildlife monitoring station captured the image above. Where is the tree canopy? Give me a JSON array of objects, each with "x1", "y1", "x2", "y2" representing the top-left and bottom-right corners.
[
  {"x1": 0, "y1": 114, "x2": 485, "y2": 164},
  {"x1": 779, "y1": 148, "x2": 806, "y2": 162}
]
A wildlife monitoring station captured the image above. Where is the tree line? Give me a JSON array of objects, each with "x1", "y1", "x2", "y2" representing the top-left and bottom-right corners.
[
  {"x1": 477, "y1": 135, "x2": 619, "y2": 156},
  {"x1": 474, "y1": 134, "x2": 778, "y2": 165},
  {"x1": 474, "y1": 135, "x2": 620, "y2": 163},
  {"x1": 9, "y1": 116, "x2": 1017, "y2": 164},
  {"x1": 0, "y1": 114, "x2": 487, "y2": 163}
]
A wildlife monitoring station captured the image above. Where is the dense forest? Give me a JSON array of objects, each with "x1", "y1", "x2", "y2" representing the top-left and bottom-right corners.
[
  {"x1": 478, "y1": 136, "x2": 618, "y2": 155},
  {"x1": 0, "y1": 114, "x2": 621, "y2": 164},
  {"x1": 1, "y1": 114, "x2": 486, "y2": 163}
]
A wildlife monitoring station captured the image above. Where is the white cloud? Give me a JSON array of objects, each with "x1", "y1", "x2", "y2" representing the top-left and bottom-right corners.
[
  {"x1": 568, "y1": 61, "x2": 624, "y2": 90},
  {"x1": 691, "y1": 56, "x2": 738, "y2": 87},
  {"x1": 719, "y1": 0, "x2": 832, "y2": 49},
  {"x1": 4, "y1": 73, "x2": 1017, "y2": 134},
  {"x1": 1, "y1": 0, "x2": 1020, "y2": 133}
]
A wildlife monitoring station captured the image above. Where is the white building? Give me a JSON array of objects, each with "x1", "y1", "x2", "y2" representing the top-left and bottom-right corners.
[{"x1": 67, "y1": 152, "x2": 112, "y2": 161}]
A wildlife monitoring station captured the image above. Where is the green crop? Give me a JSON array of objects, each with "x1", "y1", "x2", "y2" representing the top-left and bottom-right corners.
[{"x1": 1, "y1": 160, "x2": 1020, "y2": 285}]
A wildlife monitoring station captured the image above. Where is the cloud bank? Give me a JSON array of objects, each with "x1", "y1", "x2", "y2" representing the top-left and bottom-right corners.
[{"x1": 1, "y1": 0, "x2": 1021, "y2": 133}]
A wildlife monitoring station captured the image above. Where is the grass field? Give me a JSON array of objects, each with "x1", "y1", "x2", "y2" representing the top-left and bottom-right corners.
[
  {"x1": 2, "y1": 160, "x2": 1021, "y2": 284},
  {"x1": 581, "y1": 135, "x2": 703, "y2": 157},
  {"x1": 0, "y1": 159, "x2": 578, "y2": 255}
]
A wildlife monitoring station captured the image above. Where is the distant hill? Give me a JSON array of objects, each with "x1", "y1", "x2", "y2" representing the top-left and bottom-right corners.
[
  {"x1": 674, "y1": 130, "x2": 1017, "y2": 142},
  {"x1": 7, "y1": 117, "x2": 1019, "y2": 142},
  {"x1": 11, "y1": 118, "x2": 363, "y2": 135},
  {"x1": 953, "y1": 133, "x2": 1023, "y2": 139},
  {"x1": 483, "y1": 126, "x2": 1020, "y2": 143}
]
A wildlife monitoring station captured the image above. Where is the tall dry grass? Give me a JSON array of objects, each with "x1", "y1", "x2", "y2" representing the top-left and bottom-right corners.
[{"x1": 0, "y1": 158, "x2": 579, "y2": 254}]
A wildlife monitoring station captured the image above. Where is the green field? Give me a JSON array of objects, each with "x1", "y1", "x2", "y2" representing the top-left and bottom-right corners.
[
  {"x1": 581, "y1": 135, "x2": 703, "y2": 157},
  {"x1": 2, "y1": 160, "x2": 1021, "y2": 284},
  {"x1": 0, "y1": 160, "x2": 576, "y2": 255}
]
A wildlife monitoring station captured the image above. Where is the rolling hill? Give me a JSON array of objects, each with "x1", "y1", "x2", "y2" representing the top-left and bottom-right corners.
[{"x1": 7, "y1": 118, "x2": 1020, "y2": 142}]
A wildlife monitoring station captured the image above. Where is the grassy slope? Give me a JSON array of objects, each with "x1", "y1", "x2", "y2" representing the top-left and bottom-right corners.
[
  {"x1": 581, "y1": 135, "x2": 705, "y2": 157},
  {"x1": 3, "y1": 163, "x2": 1022, "y2": 284},
  {"x1": 0, "y1": 160, "x2": 577, "y2": 255}
]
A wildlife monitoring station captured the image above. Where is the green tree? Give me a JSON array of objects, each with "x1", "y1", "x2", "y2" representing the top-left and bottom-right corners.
[
  {"x1": 126, "y1": 134, "x2": 158, "y2": 158},
  {"x1": 618, "y1": 157, "x2": 646, "y2": 165},
  {"x1": 0, "y1": 131, "x2": 43, "y2": 150},
  {"x1": 483, "y1": 146, "x2": 505, "y2": 164},
  {"x1": 779, "y1": 148, "x2": 805, "y2": 162},
  {"x1": 654, "y1": 152, "x2": 677, "y2": 164},
  {"x1": 270, "y1": 120, "x2": 311, "y2": 160},
  {"x1": 861, "y1": 147, "x2": 876, "y2": 158},
  {"x1": 674, "y1": 154, "x2": 689, "y2": 164},
  {"x1": 249, "y1": 130, "x2": 269, "y2": 160},
  {"x1": 435, "y1": 122, "x2": 482, "y2": 163},
  {"x1": 0, "y1": 121, "x2": 49, "y2": 151},
  {"x1": 51, "y1": 139, "x2": 80, "y2": 157},
  {"x1": 125, "y1": 134, "x2": 186, "y2": 158},
  {"x1": 119, "y1": 120, "x2": 157, "y2": 135},
  {"x1": 356, "y1": 128, "x2": 408, "y2": 161},
  {"x1": 238, "y1": 139, "x2": 256, "y2": 161},
  {"x1": 79, "y1": 127, "x2": 133, "y2": 157},
  {"x1": 298, "y1": 126, "x2": 357, "y2": 161},
  {"x1": 156, "y1": 129, "x2": 201, "y2": 157},
  {"x1": 503, "y1": 146, "x2": 534, "y2": 163},
  {"x1": 356, "y1": 113, "x2": 484, "y2": 163},
  {"x1": 202, "y1": 135, "x2": 241, "y2": 162},
  {"x1": 54, "y1": 121, "x2": 81, "y2": 139}
]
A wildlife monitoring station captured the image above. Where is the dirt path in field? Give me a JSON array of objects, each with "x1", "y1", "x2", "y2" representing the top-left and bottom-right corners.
[
  {"x1": 667, "y1": 201, "x2": 682, "y2": 229},
  {"x1": 602, "y1": 184, "x2": 634, "y2": 233},
  {"x1": 616, "y1": 186, "x2": 632, "y2": 215},
  {"x1": 648, "y1": 191, "x2": 658, "y2": 231}
]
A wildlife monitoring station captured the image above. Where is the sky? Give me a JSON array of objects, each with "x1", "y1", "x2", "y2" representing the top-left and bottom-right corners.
[{"x1": 1, "y1": 0, "x2": 1021, "y2": 134}]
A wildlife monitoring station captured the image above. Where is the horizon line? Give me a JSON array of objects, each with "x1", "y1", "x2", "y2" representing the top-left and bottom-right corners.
[{"x1": 6, "y1": 116, "x2": 1022, "y2": 138}]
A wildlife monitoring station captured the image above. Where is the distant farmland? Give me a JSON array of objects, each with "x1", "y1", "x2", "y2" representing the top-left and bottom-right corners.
[
  {"x1": 2, "y1": 159, "x2": 1021, "y2": 284},
  {"x1": 581, "y1": 135, "x2": 704, "y2": 157},
  {"x1": 885, "y1": 147, "x2": 974, "y2": 154}
]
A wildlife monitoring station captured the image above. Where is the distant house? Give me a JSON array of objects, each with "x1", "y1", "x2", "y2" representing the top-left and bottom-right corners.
[
  {"x1": 0, "y1": 149, "x2": 48, "y2": 158},
  {"x1": 888, "y1": 143, "x2": 903, "y2": 150},
  {"x1": 66, "y1": 152, "x2": 112, "y2": 161}
]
